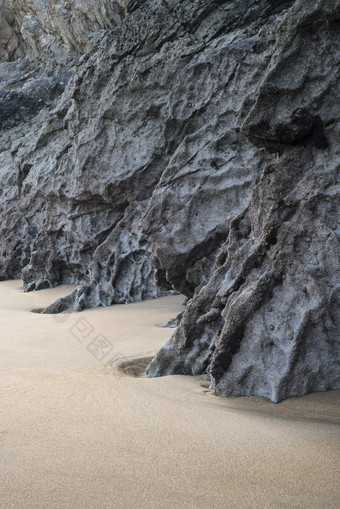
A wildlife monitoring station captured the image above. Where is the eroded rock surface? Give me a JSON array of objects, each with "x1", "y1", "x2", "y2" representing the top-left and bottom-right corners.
[
  {"x1": 147, "y1": 0, "x2": 340, "y2": 401},
  {"x1": 0, "y1": 0, "x2": 131, "y2": 63},
  {"x1": 0, "y1": 0, "x2": 339, "y2": 400}
]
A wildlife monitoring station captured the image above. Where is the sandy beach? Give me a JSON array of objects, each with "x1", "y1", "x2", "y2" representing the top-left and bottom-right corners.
[{"x1": 0, "y1": 280, "x2": 339, "y2": 509}]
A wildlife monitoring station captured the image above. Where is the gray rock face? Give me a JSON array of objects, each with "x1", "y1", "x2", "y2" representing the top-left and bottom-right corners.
[
  {"x1": 147, "y1": 0, "x2": 340, "y2": 402},
  {"x1": 0, "y1": 0, "x2": 130, "y2": 63},
  {"x1": 0, "y1": 0, "x2": 339, "y2": 401},
  {"x1": 0, "y1": 2, "x2": 24, "y2": 61}
]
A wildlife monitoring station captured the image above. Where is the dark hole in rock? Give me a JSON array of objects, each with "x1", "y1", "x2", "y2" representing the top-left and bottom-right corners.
[{"x1": 268, "y1": 231, "x2": 278, "y2": 246}]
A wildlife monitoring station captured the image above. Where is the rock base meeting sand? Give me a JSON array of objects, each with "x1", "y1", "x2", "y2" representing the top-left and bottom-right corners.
[{"x1": 0, "y1": 281, "x2": 339, "y2": 509}]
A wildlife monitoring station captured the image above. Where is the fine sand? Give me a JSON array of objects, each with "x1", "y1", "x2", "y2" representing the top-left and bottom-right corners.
[{"x1": 0, "y1": 280, "x2": 339, "y2": 509}]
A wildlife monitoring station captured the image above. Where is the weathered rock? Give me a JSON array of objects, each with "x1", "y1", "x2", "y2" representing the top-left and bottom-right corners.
[
  {"x1": 147, "y1": 0, "x2": 340, "y2": 402},
  {"x1": 0, "y1": 2, "x2": 24, "y2": 61},
  {"x1": 0, "y1": 0, "x2": 129, "y2": 64},
  {"x1": 161, "y1": 311, "x2": 183, "y2": 329},
  {"x1": 1, "y1": 0, "x2": 280, "y2": 309},
  {"x1": 0, "y1": 0, "x2": 339, "y2": 401}
]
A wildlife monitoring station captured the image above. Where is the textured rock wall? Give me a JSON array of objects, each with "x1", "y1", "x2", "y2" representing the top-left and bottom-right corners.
[
  {"x1": 0, "y1": 0, "x2": 339, "y2": 401},
  {"x1": 1, "y1": 0, "x2": 281, "y2": 307},
  {"x1": 147, "y1": 0, "x2": 340, "y2": 402},
  {"x1": 0, "y1": 1, "x2": 24, "y2": 61},
  {"x1": 0, "y1": 0, "x2": 131, "y2": 63}
]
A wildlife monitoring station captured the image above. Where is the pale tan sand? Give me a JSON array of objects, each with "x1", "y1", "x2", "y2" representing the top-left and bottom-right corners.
[{"x1": 0, "y1": 280, "x2": 339, "y2": 509}]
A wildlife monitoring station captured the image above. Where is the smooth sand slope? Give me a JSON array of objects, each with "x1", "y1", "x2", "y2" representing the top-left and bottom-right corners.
[{"x1": 0, "y1": 280, "x2": 339, "y2": 509}]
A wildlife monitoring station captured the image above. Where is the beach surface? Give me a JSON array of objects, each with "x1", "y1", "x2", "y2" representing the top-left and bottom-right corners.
[{"x1": 0, "y1": 280, "x2": 339, "y2": 509}]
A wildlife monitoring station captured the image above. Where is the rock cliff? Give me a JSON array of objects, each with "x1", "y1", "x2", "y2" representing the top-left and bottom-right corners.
[{"x1": 0, "y1": 0, "x2": 339, "y2": 401}]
